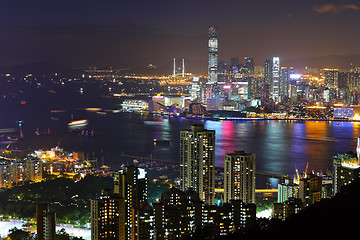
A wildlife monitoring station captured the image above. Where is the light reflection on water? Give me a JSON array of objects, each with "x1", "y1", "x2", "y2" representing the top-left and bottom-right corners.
[
  {"x1": 1, "y1": 84, "x2": 359, "y2": 188},
  {"x1": 203, "y1": 120, "x2": 359, "y2": 184}
]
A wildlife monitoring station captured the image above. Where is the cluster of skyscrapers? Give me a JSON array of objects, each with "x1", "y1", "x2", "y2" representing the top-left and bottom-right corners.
[
  {"x1": 202, "y1": 26, "x2": 291, "y2": 106},
  {"x1": 188, "y1": 26, "x2": 360, "y2": 114},
  {"x1": 90, "y1": 124, "x2": 258, "y2": 239}
]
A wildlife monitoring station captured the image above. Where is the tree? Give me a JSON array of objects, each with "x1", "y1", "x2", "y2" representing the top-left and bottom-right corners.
[{"x1": 7, "y1": 227, "x2": 33, "y2": 240}]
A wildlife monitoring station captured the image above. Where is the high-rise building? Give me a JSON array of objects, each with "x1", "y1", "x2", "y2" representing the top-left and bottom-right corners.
[
  {"x1": 278, "y1": 178, "x2": 299, "y2": 203},
  {"x1": 91, "y1": 189, "x2": 123, "y2": 240},
  {"x1": 272, "y1": 57, "x2": 280, "y2": 101},
  {"x1": 180, "y1": 124, "x2": 215, "y2": 205},
  {"x1": 324, "y1": 68, "x2": 339, "y2": 89},
  {"x1": 0, "y1": 159, "x2": 42, "y2": 188},
  {"x1": 36, "y1": 203, "x2": 56, "y2": 240},
  {"x1": 114, "y1": 166, "x2": 148, "y2": 239},
  {"x1": 91, "y1": 166, "x2": 149, "y2": 240},
  {"x1": 299, "y1": 174, "x2": 322, "y2": 206},
  {"x1": 272, "y1": 197, "x2": 304, "y2": 221},
  {"x1": 244, "y1": 57, "x2": 254, "y2": 75},
  {"x1": 190, "y1": 77, "x2": 202, "y2": 101},
  {"x1": 153, "y1": 188, "x2": 203, "y2": 239},
  {"x1": 218, "y1": 60, "x2": 229, "y2": 83},
  {"x1": 279, "y1": 66, "x2": 294, "y2": 100},
  {"x1": 333, "y1": 153, "x2": 360, "y2": 195},
  {"x1": 224, "y1": 151, "x2": 256, "y2": 204},
  {"x1": 264, "y1": 59, "x2": 273, "y2": 102},
  {"x1": 208, "y1": 26, "x2": 218, "y2": 84},
  {"x1": 231, "y1": 199, "x2": 256, "y2": 230}
]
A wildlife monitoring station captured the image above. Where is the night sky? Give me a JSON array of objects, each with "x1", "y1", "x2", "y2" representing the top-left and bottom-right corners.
[{"x1": 1, "y1": 0, "x2": 359, "y2": 73}]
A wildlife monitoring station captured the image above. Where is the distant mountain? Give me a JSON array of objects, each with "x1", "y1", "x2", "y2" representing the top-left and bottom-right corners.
[
  {"x1": 0, "y1": 62, "x2": 78, "y2": 76},
  {"x1": 284, "y1": 54, "x2": 360, "y2": 70},
  {"x1": 121, "y1": 59, "x2": 207, "y2": 76}
]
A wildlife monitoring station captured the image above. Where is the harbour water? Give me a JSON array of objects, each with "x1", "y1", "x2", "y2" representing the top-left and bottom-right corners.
[{"x1": 0, "y1": 83, "x2": 359, "y2": 188}]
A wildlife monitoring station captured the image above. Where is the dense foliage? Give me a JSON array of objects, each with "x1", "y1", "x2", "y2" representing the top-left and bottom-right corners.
[{"x1": 0, "y1": 175, "x2": 113, "y2": 225}]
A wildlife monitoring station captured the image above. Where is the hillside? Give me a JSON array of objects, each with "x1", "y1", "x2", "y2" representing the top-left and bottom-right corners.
[{"x1": 223, "y1": 178, "x2": 360, "y2": 240}]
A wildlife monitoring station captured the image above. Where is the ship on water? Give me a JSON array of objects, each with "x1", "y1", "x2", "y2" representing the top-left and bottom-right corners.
[{"x1": 68, "y1": 119, "x2": 88, "y2": 131}]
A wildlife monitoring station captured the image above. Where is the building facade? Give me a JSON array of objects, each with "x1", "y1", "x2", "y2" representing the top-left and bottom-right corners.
[
  {"x1": 224, "y1": 151, "x2": 256, "y2": 204},
  {"x1": 208, "y1": 26, "x2": 218, "y2": 84},
  {"x1": 91, "y1": 166, "x2": 149, "y2": 240},
  {"x1": 180, "y1": 125, "x2": 215, "y2": 205}
]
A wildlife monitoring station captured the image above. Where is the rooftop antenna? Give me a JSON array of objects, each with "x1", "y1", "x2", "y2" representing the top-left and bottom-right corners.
[
  {"x1": 173, "y1": 58, "x2": 176, "y2": 79},
  {"x1": 182, "y1": 59, "x2": 185, "y2": 77}
]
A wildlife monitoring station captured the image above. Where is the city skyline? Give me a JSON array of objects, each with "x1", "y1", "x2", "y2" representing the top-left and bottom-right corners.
[{"x1": 1, "y1": 1, "x2": 360, "y2": 72}]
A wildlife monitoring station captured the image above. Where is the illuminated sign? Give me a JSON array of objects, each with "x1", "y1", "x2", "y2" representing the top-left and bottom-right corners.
[
  {"x1": 290, "y1": 74, "x2": 301, "y2": 80},
  {"x1": 334, "y1": 108, "x2": 354, "y2": 118},
  {"x1": 138, "y1": 168, "x2": 146, "y2": 179}
]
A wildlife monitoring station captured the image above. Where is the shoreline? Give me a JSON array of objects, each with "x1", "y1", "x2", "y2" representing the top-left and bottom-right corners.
[{"x1": 146, "y1": 111, "x2": 360, "y2": 122}]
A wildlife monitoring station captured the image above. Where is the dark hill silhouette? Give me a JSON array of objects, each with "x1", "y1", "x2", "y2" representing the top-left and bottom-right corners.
[{"x1": 220, "y1": 178, "x2": 360, "y2": 240}]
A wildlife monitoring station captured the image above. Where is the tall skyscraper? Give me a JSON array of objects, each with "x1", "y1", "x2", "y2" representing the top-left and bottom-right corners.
[
  {"x1": 299, "y1": 174, "x2": 322, "y2": 206},
  {"x1": 272, "y1": 57, "x2": 280, "y2": 101},
  {"x1": 279, "y1": 66, "x2": 294, "y2": 99},
  {"x1": 36, "y1": 203, "x2": 56, "y2": 240},
  {"x1": 114, "y1": 166, "x2": 148, "y2": 239},
  {"x1": 91, "y1": 189, "x2": 123, "y2": 240},
  {"x1": 264, "y1": 59, "x2": 273, "y2": 101},
  {"x1": 208, "y1": 26, "x2": 218, "y2": 84},
  {"x1": 333, "y1": 153, "x2": 360, "y2": 195},
  {"x1": 244, "y1": 57, "x2": 254, "y2": 75},
  {"x1": 224, "y1": 151, "x2": 256, "y2": 204},
  {"x1": 91, "y1": 166, "x2": 149, "y2": 240},
  {"x1": 324, "y1": 68, "x2": 339, "y2": 89},
  {"x1": 190, "y1": 77, "x2": 202, "y2": 101},
  {"x1": 180, "y1": 124, "x2": 215, "y2": 205},
  {"x1": 218, "y1": 60, "x2": 229, "y2": 83}
]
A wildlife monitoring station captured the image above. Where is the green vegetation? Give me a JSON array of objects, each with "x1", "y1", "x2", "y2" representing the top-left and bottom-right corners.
[
  {"x1": 0, "y1": 175, "x2": 113, "y2": 225},
  {"x1": 5, "y1": 227, "x2": 84, "y2": 240},
  {"x1": 0, "y1": 175, "x2": 171, "y2": 225}
]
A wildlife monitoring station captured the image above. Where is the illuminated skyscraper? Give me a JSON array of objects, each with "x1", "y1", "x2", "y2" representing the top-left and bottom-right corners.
[
  {"x1": 91, "y1": 190, "x2": 123, "y2": 240},
  {"x1": 91, "y1": 166, "x2": 149, "y2": 240},
  {"x1": 324, "y1": 68, "x2": 339, "y2": 89},
  {"x1": 218, "y1": 60, "x2": 229, "y2": 83},
  {"x1": 190, "y1": 77, "x2": 202, "y2": 101},
  {"x1": 180, "y1": 124, "x2": 215, "y2": 205},
  {"x1": 224, "y1": 151, "x2": 256, "y2": 204},
  {"x1": 36, "y1": 203, "x2": 56, "y2": 240},
  {"x1": 244, "y1": 57, "x2": 254, "y2": 75},
  {"x1": 114, "y1": 166, "x2": 148, "y2": 240},
  {"x1": 272, "y1": 57, "x2": 280, "y2": 101},
  {"x1": 208, "y1": 26, "x2": 218, "y2": 84},
  {"x1": 333, "y1": 153, "x2": 360, "y2": 195},
  {"x1": 279, "y1": 66, "x2": 294, "y2": 99},
  {"x1": 264, "y1": 59, "x2": 273, "y2": 101}
]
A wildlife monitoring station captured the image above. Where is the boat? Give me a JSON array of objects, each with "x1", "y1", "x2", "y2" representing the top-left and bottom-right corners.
[
  {"x1": 35, "y1": 128, "x2": 51, "y2": 136},
  {"x1": 96, "y1": 111, "x2": 107, "y2": 115},
  {"x1": 68, "y1": 119, "x2": 88, "y2": 131},
  {"x1": 153, "y1": 138, "x2": 170, "y2": 145},
  {"x1": 144, "y1": 120, "x2": 164, "y2": 125}
]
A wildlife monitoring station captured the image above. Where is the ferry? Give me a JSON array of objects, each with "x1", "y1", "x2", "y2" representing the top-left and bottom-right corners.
[
  {"x1": 153, "y1": 138, "x2": 170, "y2": 145},
  {"x1": 68, "y1": 119, "x2": 88, "y2": 131}
]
